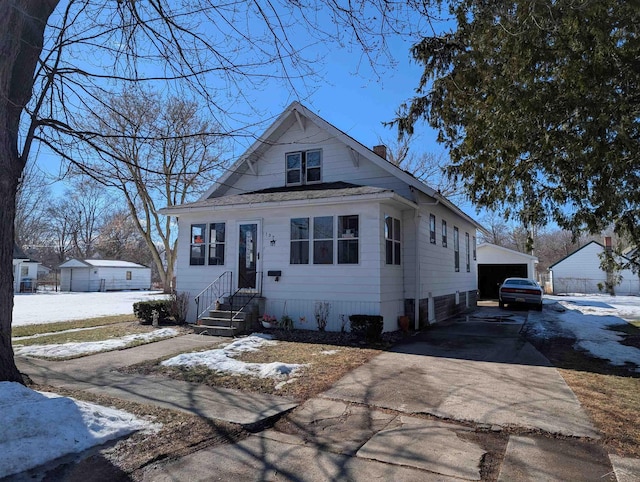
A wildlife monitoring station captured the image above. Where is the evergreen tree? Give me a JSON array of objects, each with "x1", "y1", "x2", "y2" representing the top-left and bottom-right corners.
[{"x1": 396, "y1": 0, "x2": 640, "y2": 250}]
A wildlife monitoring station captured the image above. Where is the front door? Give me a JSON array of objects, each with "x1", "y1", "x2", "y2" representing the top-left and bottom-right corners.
[{"x1": 238, "y1": 222, "x2": 259, "y2": 290}]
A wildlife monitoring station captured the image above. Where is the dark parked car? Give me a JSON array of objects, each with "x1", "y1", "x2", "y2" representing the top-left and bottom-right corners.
[{"x1": 498, "y1": 277, "x2": 543, "y2": 311}]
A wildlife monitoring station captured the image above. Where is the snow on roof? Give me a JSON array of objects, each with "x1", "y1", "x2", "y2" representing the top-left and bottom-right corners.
[
  {"x1": 83, "y1": 259, "x2": 148, "y2": 268},
  {"x1": 58, "y1": 259, "x2": 149, "y2": 269}
]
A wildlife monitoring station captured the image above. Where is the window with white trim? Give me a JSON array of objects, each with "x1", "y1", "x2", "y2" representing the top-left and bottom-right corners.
[
  {"x1": 290, "y1": 218, "x2": 309, "y2": 264},
  {"x1": 208, "y1": 223, "x2": 226, "y2": 265},
  {"x1": 190, "y1": 223, "x2": 226, "y2": 266},
  {"x1": 465, "y1": 232, "x2": 470, "y2": 272},
  {"x1": 442, "y1": 220, "x2": 448, "y2": 247},
  {"x1": 429, "y1": 214, "x2": 436, "y2": 244},
  {"x1": 289, "y1": 215, "x2": 359, "y2": 265},
  {"x1": 454, "y1": 227, "x2": 460, "y2": 272},
  {"x1": 313, "y1": 216, "x2": 333, "y2": 264},
  {"x1": 385, "y1": 215, "x2": 401, "y2": 265},
  {"x1": 286, "y1": 149, "x2": 322, "y2": 185},
  {"x1": 190, "y1": 224, "x2": 206, "y2": 265},
  {"x1": 338, "y1": 215, "x2": 359, "y2": 264}
]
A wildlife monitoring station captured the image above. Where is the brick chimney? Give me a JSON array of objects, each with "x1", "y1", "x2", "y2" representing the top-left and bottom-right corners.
[
  {"x1": 604, "y1": 236, "x2": 613, "y2": 253},
  {"x1": 373, "y1": 144, "x2": 387, "y2": 160}
]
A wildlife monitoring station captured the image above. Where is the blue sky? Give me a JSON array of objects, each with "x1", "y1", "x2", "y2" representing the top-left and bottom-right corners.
[{"x1": 34, "y1": 3, "x2": 469, "y2": 213}]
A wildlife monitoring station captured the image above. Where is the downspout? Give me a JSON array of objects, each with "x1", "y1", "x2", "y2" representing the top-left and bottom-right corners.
[{"x1": 414, "y1": 206, "x2": 420, "y2": 330}]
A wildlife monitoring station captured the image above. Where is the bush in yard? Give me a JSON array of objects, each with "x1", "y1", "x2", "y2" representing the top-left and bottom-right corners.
[
  {"x1": 133, "y1": 300, "x2": 171, "y2": 324},
  {"x1": 169, "y1": 291, "x2": 190, "y2": 323},
  {"x1": 349, "y1": 315, "x2": 384, "y2": 342}
]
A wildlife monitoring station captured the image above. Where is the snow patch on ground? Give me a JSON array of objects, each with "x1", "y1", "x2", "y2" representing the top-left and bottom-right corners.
[
  {"x1": 12, "y1": 291, "x2": 169, "y2": 326},
  {"x1": 0, "y1": 382, "x2": 158, "y2": 479},
  {"x1": 532, "y1": 295, "x2": 640, "y2": 370},
  {"x1": 162, "y1": 333, "x2": 306, "y2": 379},
  {"x1": 13, "y1": 328, "x2": 178, "y2": 359}
]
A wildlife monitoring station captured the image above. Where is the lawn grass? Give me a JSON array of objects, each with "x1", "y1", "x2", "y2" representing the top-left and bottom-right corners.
[
  {"x1": 12, "y1": 323, "x2": 157, "y2": 347},
  {"x1": 12, "y1": 314, "x2": 135, "y2": 338},
  {"x1": 125, "y1": 338, "x2": 381, "y2": 402},
  {"x1": 525, "y1": 332, "x2": 640, "y2": 456},
  {"x1": 560, "y1": 369, "x2": 640, "y2": 457}
]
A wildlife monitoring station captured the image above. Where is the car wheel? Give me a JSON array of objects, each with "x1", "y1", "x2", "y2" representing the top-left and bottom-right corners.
[
  {"x1": 499, "y1": 300, "x2": 504, "y2": 309},
  {"x1": 536, "y1": 303, "x2": 543, "y2": 311}
]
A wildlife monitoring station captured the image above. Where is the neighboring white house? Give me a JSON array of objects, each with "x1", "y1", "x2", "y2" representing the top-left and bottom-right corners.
[
  {"x1": 476, "y1": 243, "x2": 539, "y2": 299},
  {"x1": 549, "y1": 241, "x2": 640, "y2": 295},
  {"x1": 161, "y1": 102, "x2": 484, "y2": 333},
  {"x1": 12, "y1": 244, "x2": 39, "y2": 293},
  {"x1": 58, "y1": 259, "x2": 151, "y2": 292}
]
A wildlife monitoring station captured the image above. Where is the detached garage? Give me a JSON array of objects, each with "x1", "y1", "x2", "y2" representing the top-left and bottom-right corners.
[
  {"x1": 59, "y1": 259, "x2": 151, "y2": 292},
  {"x1": 477, "y1": 244, "x2": 538, "y2": 299}
]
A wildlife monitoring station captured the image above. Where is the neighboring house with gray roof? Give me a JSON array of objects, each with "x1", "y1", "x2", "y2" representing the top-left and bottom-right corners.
[
  {"x1": 161, "y1": 102, "x2": 484, "y2": 332},
  {"x1": 58, "y1": 259, "x2": 151, "y2": 292}
]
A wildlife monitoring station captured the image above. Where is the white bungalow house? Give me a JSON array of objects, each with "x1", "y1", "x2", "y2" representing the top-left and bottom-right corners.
[
  {"x1": 58, "y1": 259, "x2": 152, "y2": 292},
  {"x1": 161, "y1": 102, "x2": 484, "y2": 332},
  {"x1": 549, "y1": 240, "x2": 640, "y2": 295},
  {"x1": 13, "y1": 244, "x2": 39, "y2": 293}
]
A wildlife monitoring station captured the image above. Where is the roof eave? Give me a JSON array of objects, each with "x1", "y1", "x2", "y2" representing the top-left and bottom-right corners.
[{"x1": 160, "y1": 191, "x2": 416, "y2": 216}]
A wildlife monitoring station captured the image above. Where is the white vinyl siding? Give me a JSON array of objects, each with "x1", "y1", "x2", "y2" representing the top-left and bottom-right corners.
[
  {"x1": 227, "y1": 120, "x2": 412, "y2": 199},
  {"x1": 550, "y1": 241, "x2": 640, "y2": 295}
]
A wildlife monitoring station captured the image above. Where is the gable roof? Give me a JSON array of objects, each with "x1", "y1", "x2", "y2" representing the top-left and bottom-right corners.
[
  {"x1": 477, "y1": 243, "x2": 539, "y2": 262},
  {"x1": 59, "y1": 259, "x2": 148, "y2": 269},
  {"x1": 192, "y1": 102, "x2": 483, "y2": 231},
  {"x1": 548, "y1": 241, "x2": 606, "y2": 269},
  {"x1": 13, "y1": 243, "x2": 28, "y2": 260}
]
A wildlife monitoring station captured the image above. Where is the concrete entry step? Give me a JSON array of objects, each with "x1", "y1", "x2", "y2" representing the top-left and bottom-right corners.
[{"x1": 192, "y1": 325, "x2": 239, "y2": 337}]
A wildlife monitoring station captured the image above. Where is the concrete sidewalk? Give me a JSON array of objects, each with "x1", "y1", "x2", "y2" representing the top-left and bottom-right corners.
[{"x1": 17, "y1": 334, "x2": 298, "y2": 427}]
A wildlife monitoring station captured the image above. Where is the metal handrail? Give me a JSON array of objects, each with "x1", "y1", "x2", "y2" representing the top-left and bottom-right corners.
[
  {"x1": 194, "y1": 271, "x2": 232, "y2": 321},
  {"x1": 227, "y1": 271, "x2": 263, "y2": 325}
]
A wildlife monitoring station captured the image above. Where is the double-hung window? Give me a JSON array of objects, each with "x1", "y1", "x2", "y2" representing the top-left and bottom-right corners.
[
  {"x1": 190, "y1": 224, "x2": 206, "y2": 265},
  {"x1": 465, "y1": 232, "x2": 470, "y2": 272},
  {"x1": 338, "y1": 215, "x2": 359, "y2": 264},
  {"x1": 209, "y1": 223, "x2": 226, "y2": 265},
  {"x1": 454, "y1": 227, "x2": 460, "y2": 272},
  {"x1": 286, "y1": 149, "x2": 322, "y2": 185},
  {"x1": 290, "y1": 218, "x2": 310, "y2": 264},
  {"x1": 385, "y1": 215, "x2": 401, "y2": 265},
  {"x1": 429, "y1": 214, "x2": 436, "y2": 244},
  {"x1": 190, "y1": 223, "x2": 226, "y2": 265},
  {"x1": 313, "y1": 216, "x2": 333, "y2": 264},
  {"x1": 442, "y1": 220, "x2": 448, "y2": 247}
]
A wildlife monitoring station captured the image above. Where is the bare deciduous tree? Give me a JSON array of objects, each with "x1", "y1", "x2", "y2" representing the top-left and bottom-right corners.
[
  {"x1": 0, "y1": 0, "x2": 434, "y2": 383},
  {"x1": 381, "y1": 134, "x2": 465, "y2": 202},
  {"x1": 15, "y1": 164, "x2": 51, "y2": 249},
  {"x1": 94, "y1": 210, "x2": 150, "y2": 264},
  {"x1": 74, "y1": 89, "x2": 226, "y2": 292}
]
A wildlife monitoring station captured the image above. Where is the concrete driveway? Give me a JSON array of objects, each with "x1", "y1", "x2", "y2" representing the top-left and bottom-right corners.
[
  {"x1": 322, "y1": 307, "x2": 600, "y2": 438},
  {"x1": 142, "y1": 306, "x2": 615, "y2": 481}
]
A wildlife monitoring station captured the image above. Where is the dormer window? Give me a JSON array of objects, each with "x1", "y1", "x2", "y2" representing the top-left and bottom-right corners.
[{"x1": 286, "y1": 149, "x2": 322, "y2": 185}]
